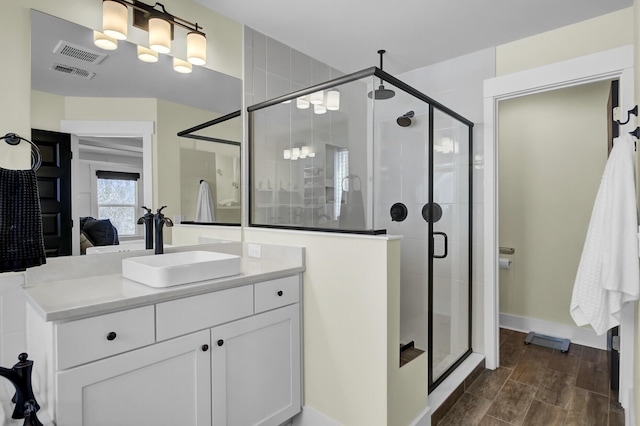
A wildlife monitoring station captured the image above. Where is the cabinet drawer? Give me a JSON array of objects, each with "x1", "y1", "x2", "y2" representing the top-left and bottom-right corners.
[
  {"x1": 56, "y1": 306, "x2": 155, "y2": 370},
  {"x1": 156, "y1": 285, "x2": 253, "y2": 341},
  {"x1": 254, "y1": 275, "x2": 299, "y2": 314}
]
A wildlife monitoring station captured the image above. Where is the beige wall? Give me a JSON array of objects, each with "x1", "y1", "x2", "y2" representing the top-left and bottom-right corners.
[
  {"x1": 238, "y1": 228, "x2": 427, "y2": 426},
  {"x1": 496, "y1": 8, "x2": 633, "y2": 76},
  {"x1": 498, "y1": 82, "x2": 610, "y2": 325}
]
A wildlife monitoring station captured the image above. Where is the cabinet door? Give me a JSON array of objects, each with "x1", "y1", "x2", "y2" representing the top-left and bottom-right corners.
[
  {"x1": 212, "y1": 304, "x2": 301, "y2": 426},
  {"x1": 57, "y1": 330, "x2": 211, "y2": 426}
]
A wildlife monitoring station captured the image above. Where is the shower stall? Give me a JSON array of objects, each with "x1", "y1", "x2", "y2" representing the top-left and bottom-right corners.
[{"x1": 248, "y1": 64, "x2": 473, "y2": 392}]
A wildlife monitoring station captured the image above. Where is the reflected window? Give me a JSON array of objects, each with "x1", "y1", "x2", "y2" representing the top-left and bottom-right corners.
[{"x1": 95, "y1": 170, "x2": 140, "y2": 236}]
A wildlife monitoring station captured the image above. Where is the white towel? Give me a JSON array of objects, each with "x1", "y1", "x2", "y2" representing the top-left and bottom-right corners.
[
  {"x1": 195, "y1": 181, "x2": 215, "y2": 222},
  {"x1": 570, "y1": 134, "x2": 640, "y2": 335}
]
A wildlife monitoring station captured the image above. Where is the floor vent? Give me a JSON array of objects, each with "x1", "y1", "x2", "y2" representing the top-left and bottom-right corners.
[
  {"x1": 53, "y1": 40, "x2": 107, "y2": 64},
  {"x1": 50, "y1": 63, "x2": 96, "y2": 80},
  {"x1": 524, "y1": 331, "x2": 570, "y2": 352}
]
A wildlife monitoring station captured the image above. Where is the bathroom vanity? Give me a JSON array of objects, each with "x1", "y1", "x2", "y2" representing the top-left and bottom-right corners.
[{"x1": 22, "y1": 243, "x2": 304, "y2": 426}]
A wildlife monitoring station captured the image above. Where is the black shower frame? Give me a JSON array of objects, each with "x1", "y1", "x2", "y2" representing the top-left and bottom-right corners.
[{"x1": 247, "y1": 67, "x2": 473, "y2": 391}]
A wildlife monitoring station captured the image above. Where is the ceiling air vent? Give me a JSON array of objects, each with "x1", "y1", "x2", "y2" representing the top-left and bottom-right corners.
[
  {"x1": 53, "y1": 40, "x2": 107, "y2": 64},
  {"x1": 50, "y1": 63, "x2": 96, "y2": 80}
]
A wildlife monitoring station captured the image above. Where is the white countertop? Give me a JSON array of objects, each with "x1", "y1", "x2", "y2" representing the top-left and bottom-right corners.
[{"x1": 24, "y1": 243, "x2": 305, "y2": 322}]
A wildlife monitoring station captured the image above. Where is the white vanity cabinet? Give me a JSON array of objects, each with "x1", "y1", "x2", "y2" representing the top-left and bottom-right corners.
[{"x1": 27, "y1": 274, "x2": 302, "y2": 426}]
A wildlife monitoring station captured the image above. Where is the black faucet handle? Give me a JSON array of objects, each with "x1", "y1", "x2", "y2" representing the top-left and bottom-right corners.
[
  {"x1": 141, "y1": 206, "x2": 152, "y2": 214},
  {"x1": 157, "y1": 206, "x2": 168, "y2": 215}
]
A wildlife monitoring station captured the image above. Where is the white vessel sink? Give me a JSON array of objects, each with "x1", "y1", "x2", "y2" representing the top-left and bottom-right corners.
[{"x1": 122, "y1": 251, "x2": 241, "y2": 288}]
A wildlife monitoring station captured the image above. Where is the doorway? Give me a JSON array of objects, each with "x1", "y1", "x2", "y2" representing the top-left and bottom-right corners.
[{"x1": 483, "y1": 45, "x2": 635, "y2": 411}]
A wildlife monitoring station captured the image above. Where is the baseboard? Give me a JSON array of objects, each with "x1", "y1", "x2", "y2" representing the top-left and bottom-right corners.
[
  {"x1": 499, "y1": 313, "x2": 606, "y2": 350},
  {"x1": 291, "y1": 405, "x2": 343, "y2": 426}
]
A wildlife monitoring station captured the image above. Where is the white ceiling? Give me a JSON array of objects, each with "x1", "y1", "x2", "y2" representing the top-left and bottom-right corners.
[{"x1": 197, "y1": 0, "x2": 632, "y2": 75}]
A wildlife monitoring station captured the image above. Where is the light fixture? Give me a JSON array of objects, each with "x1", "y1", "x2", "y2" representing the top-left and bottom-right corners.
[
  {"x1": 149, "y1": 17, "x2": 171, "y2": 53},
  {"x1": 173, "y1": 58, "x2": 192, "y2": 73},
  {"x1": 137, "y1": 46, "x2": 159, "y2": 62},
  {"x1": 314, "y1": 104, "x2": 327, "y2": 115},
  {"x1": 296, "y1": 96, "x2": 310, "y2": 109},
  {"x1": 284, "y1": 149, "x2": 291, "y2": 160},
  {"x1": 102, "y1": 0, "x2": 128, "y2": 40},
  {"x1": 99, "y1": 0, "x2": 207, "y2": 72},
  {"x1": 326, "y1": 89, "x2": 340, "y2": 110},
  {"x1": 292, "y1": 147, "x2": 300, "y2": 160},
  {"x1": 187, "y1": 30, "x2": 206, "y2": 65},
  {"x1": 93, "y1": 31, "x2": 118, "y2": 50}
]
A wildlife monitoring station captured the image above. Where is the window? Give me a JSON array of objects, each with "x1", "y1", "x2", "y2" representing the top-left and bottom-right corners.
[{"x1": 96, "y1": 170, "x2": 140, "y2": 236}]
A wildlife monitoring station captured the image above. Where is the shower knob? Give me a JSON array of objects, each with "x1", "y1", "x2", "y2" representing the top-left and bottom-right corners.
[
  {"x1": 422, "y1": 203, "x2": 443, "y2": 223},
  {"x1": 390, "y1": 203, "x2": 408, "y2": 222}
]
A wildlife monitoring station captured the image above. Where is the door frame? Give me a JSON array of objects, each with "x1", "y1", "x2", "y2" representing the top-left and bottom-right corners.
[
  {"x1": 60, "y1": 120, "x2": 154, "y2": 255},
  {"x1": 483, "y1": 45, "x2": 635, "y2": 408}
]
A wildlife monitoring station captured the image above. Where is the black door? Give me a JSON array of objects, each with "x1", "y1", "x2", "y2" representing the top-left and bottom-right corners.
[{"x1": 32, "y1": 129, "x2": 72, "y2": 257}]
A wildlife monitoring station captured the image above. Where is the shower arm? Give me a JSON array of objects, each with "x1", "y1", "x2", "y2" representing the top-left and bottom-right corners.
[{"x1": 378, "y1": 50, "x2": 385, "y2": 86}]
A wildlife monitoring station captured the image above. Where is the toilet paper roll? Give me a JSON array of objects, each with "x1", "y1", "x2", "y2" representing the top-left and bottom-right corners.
[{"x1": 499, "y1": 257, "x2": 512, "y2": 269}]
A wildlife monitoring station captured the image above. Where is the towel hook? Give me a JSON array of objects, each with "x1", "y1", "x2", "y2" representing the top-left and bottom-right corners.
[
  {"x1": 616, "y1": 105, "x2": 638, "y2": 125},
  {"x1": 2, "y1": 133, "x2": 42, "y2": 171}
]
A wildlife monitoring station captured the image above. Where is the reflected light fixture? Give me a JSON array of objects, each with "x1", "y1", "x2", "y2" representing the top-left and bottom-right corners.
[
  {"x1": 98, "y1": 0, "x2": 207, "y2": 69},
  {"x1": 283, "y1": 149, "x2": 291, "y2": 160},
  {"x1": 326, "y1": 88, "x2": 340, "y2": 110},
  {"x1": 296, "y1": 96, "x2": 310, "y2": 109},
  {"x1": 284, "y1": 145, "x2": 315, "y2": 160},
  {"x1": 137, "y1": 46, "x2": 159, "y2": 62},
  {"x1": 314, "y1": 104, "x2": 327, "y2": 115},
  {"x1": 310, "y1": 91, "x2": 324, "y2": 105},
  {"x1": 173, "y1": 58, "x2": 193, "y2": 73},
  {"x1": 93, "y1": 31, "x2": 118, "y2": 50}
]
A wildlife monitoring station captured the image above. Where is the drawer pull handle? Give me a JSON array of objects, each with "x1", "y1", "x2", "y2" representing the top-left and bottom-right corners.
[
  {"x1": 217, "y1": 339, "x2": 224, "y2": 347},
  {"x1": 201, "y1": 344, "x2": 209, "y2": 352},
  {"x1": 106, "y1": 331, "x2": 117, "y2": 341},
  {"x1": 277, "y1": 290, "x2": 283, "y2": 297}
]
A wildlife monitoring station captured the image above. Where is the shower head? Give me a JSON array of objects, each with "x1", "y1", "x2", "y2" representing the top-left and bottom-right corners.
[
  {"x1": 397, "y1": 111, "x2": 415, "y2": 127},
  {"x1": 367, "y1": 50, "x2": 395, "y2": 100},
  {"x1": 368, "y1": 85, "x2": 396, "y2": 100}
]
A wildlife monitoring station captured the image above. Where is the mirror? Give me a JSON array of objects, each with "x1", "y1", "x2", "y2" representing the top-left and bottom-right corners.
[
  {"x1": 30, "y1": 10, "x2": 242, "y2": 254},
  {"x1": 178, "y1": 112, "x2": 242, "y2": 224}
]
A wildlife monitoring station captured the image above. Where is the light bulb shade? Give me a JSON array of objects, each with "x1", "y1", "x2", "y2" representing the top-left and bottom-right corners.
[
  {"x1": 308, "y1": 152, "x2": 316, "y2": 158},
  {"x1": 187, "y1": 31, "x2": 207, "y2": 65},
  {"x1": 283, "y1": 149, "x2": 291, "y2": 160},
  {"x1": 326, "y1": 89, "x2": 340, "y2": 110},
  {"x1": 173, "y1": 58, "x2": 193, "y2": 73},
  {"x1": 300, "y1": 146, "x2": 309, "y2": 157},
  {"x1": 310, "y1": 91, "x2": 324, "y2": 105},
  {"x1": 314, "y1": 104, "x2": 327, "y2": 114},
  {"x1": 103, "y1": 0, "x2": 128, "y2": 40},
  {"x1": 296, "y1": 96, "x2": 310, "y2": 109},
  {"x1": 149, "y1": 17, "x2": 171, "y2": 53},
  {"x1": 137, "y1": 46, "x2": 159, "y2": 62},
  {"x1": 93, "y1": 31, "x2": 118, "y2": 50},
  {"x1": 292, "y1": 148, "x2": 300, "y2": 159}
]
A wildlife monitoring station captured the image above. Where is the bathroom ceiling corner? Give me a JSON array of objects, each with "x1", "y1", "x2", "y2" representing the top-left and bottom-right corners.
[{"x1": 196, "y1": 0, "x2": 632, "y2": 75}]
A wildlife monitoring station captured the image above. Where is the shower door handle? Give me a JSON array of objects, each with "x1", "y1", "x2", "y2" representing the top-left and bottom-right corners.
[{"x1": 432, "y1": 232, "x2": 448, "y2": 259}]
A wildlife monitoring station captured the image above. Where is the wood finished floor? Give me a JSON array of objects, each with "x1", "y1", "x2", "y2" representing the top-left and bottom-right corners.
[{"x1": 435, "y1": 329, "x2": 625, "y2": 426}]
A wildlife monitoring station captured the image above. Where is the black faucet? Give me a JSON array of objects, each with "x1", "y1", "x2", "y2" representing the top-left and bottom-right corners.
[
  {"x1": 154, "y1": 206, "x2": 174, "y2": 254},
  {"x1": 0, "y1": 353, "x2": 43, "y2": 426},
  {"x1": 137, "y1": 206, "x2": 154, "y2": 250}
]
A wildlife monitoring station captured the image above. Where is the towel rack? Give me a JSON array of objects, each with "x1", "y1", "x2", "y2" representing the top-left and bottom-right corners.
[
  {"x1": 615, "y1": 105, "x2": 638, "y2": 126},
  {"x1": 2, "y1": 133, "x2": 42, "y2": 171}
]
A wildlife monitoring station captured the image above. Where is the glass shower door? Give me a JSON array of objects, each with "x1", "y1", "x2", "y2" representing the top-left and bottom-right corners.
[{"x1": 428, "y1": 107, "x2": 472, "y2": 391}]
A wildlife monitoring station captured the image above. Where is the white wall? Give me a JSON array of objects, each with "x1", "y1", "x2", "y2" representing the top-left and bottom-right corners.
[
  {"x1": 498, "y1": 81, "x2": 610, "y2": 326},
  {"x1": 397, "y1": 48, "x2": 496, "y2": 354}
]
